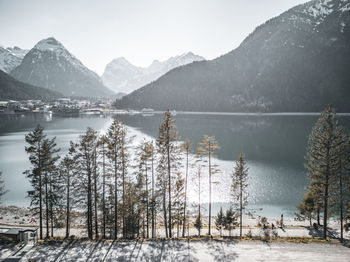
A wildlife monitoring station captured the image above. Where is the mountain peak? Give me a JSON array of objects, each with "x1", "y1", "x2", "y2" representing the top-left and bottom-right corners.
[
  {"x1": 11, "y1": 37, "x2": 114, "y2": 97},
  {"x1": 34, "y1": 37, "x2": 64, "y2": 52},
  {"x1": 112, "y1": 57, "x2": 133, "y2": 65},
  {"x1": 0, "y1": 45, "x2": 28, "y2": 73}
]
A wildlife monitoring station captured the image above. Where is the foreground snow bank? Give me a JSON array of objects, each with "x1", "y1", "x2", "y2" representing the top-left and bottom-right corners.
[{"x1": 2, "y1": 239, "x2": 350, "y2": 262}]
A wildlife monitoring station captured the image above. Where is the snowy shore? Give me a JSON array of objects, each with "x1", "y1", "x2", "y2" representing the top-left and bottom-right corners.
[{"x1": 1, "y1": 239, "x2": 350, "y2": 262}]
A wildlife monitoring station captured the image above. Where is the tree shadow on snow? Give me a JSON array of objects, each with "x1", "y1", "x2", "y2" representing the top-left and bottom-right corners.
[{"x1": 204, "y1": 240, "x2": 239, "y2": 261}]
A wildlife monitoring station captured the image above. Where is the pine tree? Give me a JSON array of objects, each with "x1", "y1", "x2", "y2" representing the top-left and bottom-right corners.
[
  {"x1": 297, "y1": 192, "x2": 316, "y2": 226},
  {"x1": 193, "y1": 160, "x2": 203, "y2": 237},
  {"x1": 173, "y1": 172, "x2": 185, "y2": 237},
  {"x1": 124, "y1": 180, "x2": 140, "y2": 239},
  {"x1": 106, "y1": 120, "x2": 123, "y2": 239},
  {"x1": 75, "y1": 127, "x2": 98, "y2": 239},
  {"x1": 92, "y1": 144, "x2": 99, "y2": 239},
  {"x1": 305, "y1": 106, "x2": 343, "y2": 239},
  {"x1": 41, "y1": 137, "x2": 60, "y2": 238},
  {"x1": 215, "y1": 207, "x2": 225, "y2": 237},
  {"x1": 59, "y1": 142, "x2": 77, "y2": 239},
  {"x1": 24, "y1": 124, "x2": 47, "y2": 240},
  {"x1": 157, "y1": 111, "x2": 181, "y2": 238},
  {"x1": 181, "y1": 139, "x2": 192, "y2": 237},
  {"x1": 156, "y1": 152, "x2": 168, "y2": 237},
  {"x1": 343, "y1": 134, "x2": 350, "y2": 237},
  {"x1": 97, "y1": 135, "x2": 109, "y2": 239},
  {"x1": 232, "y1": 153, "x2": 249, "y2": 238},
  {"x1": 224, "y1": 207, "x2": 238, "y2": 237},
  {"x1": 148, "y1": 142, "x2": 156, "y2": 238},
  {"x1": 334, "y1": 128, "x2": 349, "y2": 242},
  {"x1": 120, "y1": 126, "x2": 131, "y2": 239},
  {"x1": 136, "y1": 139, "x2": 151, "y2": 238},
  {"x1": 197, "y1": 135, "x2": 220, "y2": 236},
  {"x1": 194, "y1": 214, "x2": 202, "y2": 237}
]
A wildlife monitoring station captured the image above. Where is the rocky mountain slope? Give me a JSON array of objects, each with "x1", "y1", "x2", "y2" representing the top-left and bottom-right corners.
[
  {"x1": 102, "y1": 52, "x2": 204, "y2": 94},
  {"x1": 116, "y1": 0, "x2": 350, "y2": 112},
  {"x1": 11, "y1": 38, "x2": 114, "y2": 97},
  {"x1": 0, "y1": 46, "x2": 28, "y2": 73}
]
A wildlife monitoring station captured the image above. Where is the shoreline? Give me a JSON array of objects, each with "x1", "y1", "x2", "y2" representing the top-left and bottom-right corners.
[{"x1": 1, "y1": 205, "x2": 349, "y2": 241}]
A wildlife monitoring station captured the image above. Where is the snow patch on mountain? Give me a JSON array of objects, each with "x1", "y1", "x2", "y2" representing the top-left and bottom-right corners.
[
  {"x1": 32, "y1": 37, "x2": 96, "y2": 78},
  {"x1": 0, "y1": 46, "x2": 28, "y2": 73},
  {"x1": 307, "y1": 0, "x2": 333, "y2": 18}
]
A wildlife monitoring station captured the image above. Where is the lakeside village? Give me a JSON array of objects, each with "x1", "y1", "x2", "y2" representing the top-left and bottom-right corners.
[{"x1": 0, "y1": 98, "x2": 156, "y2": 116}]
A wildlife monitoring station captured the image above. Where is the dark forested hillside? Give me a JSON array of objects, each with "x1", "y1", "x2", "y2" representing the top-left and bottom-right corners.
[
  {"x1": 116, "y1": 0, "x2": 350, "y2": 112},
  {"x1": 0, "y1": 70, "x2": 61, "y2": 100}
]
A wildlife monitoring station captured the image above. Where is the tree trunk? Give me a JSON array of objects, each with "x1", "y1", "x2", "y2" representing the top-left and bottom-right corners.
[
  {"x1": 167, "y1": 126, "x2": 172, "y2": 238},
  {"x1": 88, "y1": 169, "x2": 93, "y2": 239},
  {"x1": 102, "y1": 144, "x2": 106, "y2": 239},
  {"x1": 151, "y1": 150, "x2": 155, "y2": 238},
  {"x1": 50, "y1": 178, "x2": 53, "y2": 238},
  {"x1": 38, "y1": 141, "x2": 43, "y2": 240},
  {"x1": 94, "y1": 149, "x2": 99, "y2": 240},
  {"x1": 240, "y1": 179, "x2": 243, "y2": 238},
  {"x1": 198, "y1": 168, "x2": 201, "y2": 237},
  {"x1": 146, "y1": 163, "x2": 149, "y2": 238},
  {"x1": 121, "y1": 139, "x2": 126, "y2": 239},
  {"x1": 66, "y1": 170, "x2": 70, "y2": 238},
  {"x1": 182, "y1": 149, "x2": 189, "y2": 237},
  {"x1": 323, "y1": 141, "x2": 330, "y2": 240},
  {"x1": 163, "y1": 184, "x2": 168, "y2": 238},
  {"x1": 114, "y1": 148, "x2": 118, "y2": 239},
  {"x1": 45, "y1": 173, "x2": 49, "y2": 239},
  {"x1": 339, "y1": 157, "x2": 344, "y2": 242},
  {"x1": 208, "y1": 142, "x2": 211, "y2": 236}
]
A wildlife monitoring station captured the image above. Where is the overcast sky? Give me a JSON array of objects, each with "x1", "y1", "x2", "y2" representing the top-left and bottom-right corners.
[{"x1": 0, "y1": 0, "x2": 309, "y2": 75}]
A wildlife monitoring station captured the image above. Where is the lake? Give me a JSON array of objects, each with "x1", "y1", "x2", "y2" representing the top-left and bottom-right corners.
[{"x1": 1, "y1": 112, "x2": 350, "y2": 218}]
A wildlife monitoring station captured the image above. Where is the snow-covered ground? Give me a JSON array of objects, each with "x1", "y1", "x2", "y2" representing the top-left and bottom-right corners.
[{"x1": 1, "y1": 239, "x2": 350, "y2": 261}]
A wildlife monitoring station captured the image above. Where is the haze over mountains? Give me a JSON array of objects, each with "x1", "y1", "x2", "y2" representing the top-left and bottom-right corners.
[
  {"x1": 1, "y1": 0, "x2": 349, "y2": 111},
  {"x1": 116, "y1": 0, "x2": 350, "y2": 112},
  {"x1": 1, "y1": 38, "x2": 204, "y2": 100},
  {"x1": 10, "y1": 38, "x2": 114, "y2": 98},
  {"x1": 101, "y1": 52, "x2": 205, "y2": 94}
]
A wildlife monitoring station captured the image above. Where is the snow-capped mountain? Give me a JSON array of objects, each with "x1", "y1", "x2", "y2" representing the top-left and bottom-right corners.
[
  {"x1": 0, "y1": 46, "x2": 28, "y2": 73},
  {"x1": 116, "y1": 0, "x2": 350, "y2": 112},
  {"x1": 11, "y1": 37, "x2": 114, "y2": 97},
  {"x1": 102, "y1": 52, "x2": 205, "y2": 94}
]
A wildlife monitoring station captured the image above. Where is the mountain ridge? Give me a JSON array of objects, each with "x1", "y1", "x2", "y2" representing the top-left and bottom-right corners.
[
  {"x1": 116, "y1": 0, "x2": 350, "y2": 112},
  {"x1": 0, "y1": 46, "x2": 28, "y2": 73},
  {"x1": 102, "y1": 52, "x2": 205, "y2": 94}
]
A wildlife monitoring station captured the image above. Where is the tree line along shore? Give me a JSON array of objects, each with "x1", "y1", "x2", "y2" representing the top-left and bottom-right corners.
[{"x1": 0, "y1": 106, "x2": 349, "y2": 243}]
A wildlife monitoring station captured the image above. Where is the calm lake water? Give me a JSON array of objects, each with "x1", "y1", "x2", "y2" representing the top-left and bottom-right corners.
[{"x1": 1, "y1": 112, "x2": 350, "y2": 218}]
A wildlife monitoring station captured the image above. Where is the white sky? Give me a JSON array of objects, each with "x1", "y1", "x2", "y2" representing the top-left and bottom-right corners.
[{"x1": 0, "y1": 0, "x2": 309, "y2": 75}]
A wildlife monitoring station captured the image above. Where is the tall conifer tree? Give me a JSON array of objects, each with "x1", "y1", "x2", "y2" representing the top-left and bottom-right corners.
[
  {"x1": 197, "y1": 135, "x2": 220, "y2": 236},
  {"x1": 305, "y1": 106, "x2": 343, "y2": 239},
  {"x1": 232, "y1": 153, "x2": 248, "y2": 238}
]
